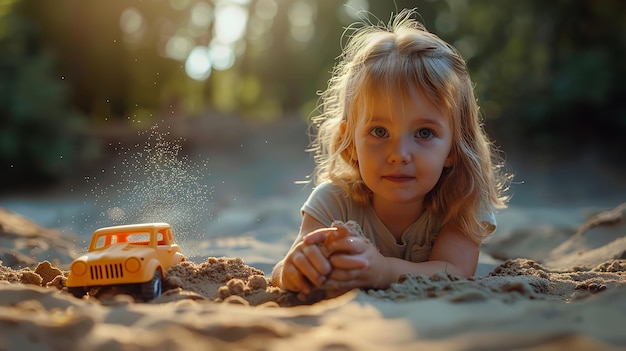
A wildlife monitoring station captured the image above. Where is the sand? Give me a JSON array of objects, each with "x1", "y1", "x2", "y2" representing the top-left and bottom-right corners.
[{"x1": 0, "y1": 204, "x2": 625, "y2": 350}]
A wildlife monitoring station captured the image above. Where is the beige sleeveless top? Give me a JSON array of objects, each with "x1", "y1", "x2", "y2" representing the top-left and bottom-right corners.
[{"x1": 299, "y1": 182, "x2": 496, "y2": 262}]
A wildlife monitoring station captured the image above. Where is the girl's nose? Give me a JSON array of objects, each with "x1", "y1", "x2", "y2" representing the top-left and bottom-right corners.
[{"x1": 388, "y1": 137, "x2": 411, "y2": 164}]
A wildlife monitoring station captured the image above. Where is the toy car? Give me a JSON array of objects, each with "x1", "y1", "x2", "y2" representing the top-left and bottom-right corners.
[{"x1": 66, "y1": 222, "x2": 185, "y2": 301}]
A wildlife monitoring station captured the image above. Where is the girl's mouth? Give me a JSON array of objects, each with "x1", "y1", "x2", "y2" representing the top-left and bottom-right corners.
[{"x1": 382, "y1": 175, "x2": 414, "y2": 183}]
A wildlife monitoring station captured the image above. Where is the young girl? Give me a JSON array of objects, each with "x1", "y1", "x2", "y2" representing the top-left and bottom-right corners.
[{"x1": 271, "y1": 9, "x2": 509, "y2": 297}]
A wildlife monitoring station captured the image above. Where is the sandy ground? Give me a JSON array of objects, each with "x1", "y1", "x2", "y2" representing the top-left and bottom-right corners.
[{"x1": 0, "y1": 202, "x2": 625, "y2": 350}]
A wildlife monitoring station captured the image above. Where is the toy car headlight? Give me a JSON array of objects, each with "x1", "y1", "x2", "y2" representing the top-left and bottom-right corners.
[
  {"x1": 71, "y1": 261, "x2": 87, "y2": 276},
  {"x1": 125, "y1": 257, "x2": 141, "y2": 273}
]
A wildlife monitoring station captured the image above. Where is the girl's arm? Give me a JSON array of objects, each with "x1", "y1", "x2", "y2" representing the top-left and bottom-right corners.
[
  {"x1": 376, "y1": 225, "x2": 480, "y2": 286},
  {"x1": 427, "y1": 223, "x2": 480, "y2": 277},
  {"x1": 305, "y1": 223, "x2": 480, "y2": 290}
]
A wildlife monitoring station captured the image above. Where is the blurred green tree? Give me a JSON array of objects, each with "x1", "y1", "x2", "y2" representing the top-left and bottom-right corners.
[
  {"x1": 451, "y1": 0, "x2": 626, "y2": 159},
  {"x1": 0, "y1": 0, "x2": 91, "y2": 188},
  {"x1": 2, "y1": 0, "x2": 625, "y2": 187}
]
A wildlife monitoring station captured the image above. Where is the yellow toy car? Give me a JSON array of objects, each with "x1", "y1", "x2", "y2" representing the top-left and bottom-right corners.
[{"x1": 66, "y1": 223, "x2": 185, "y2": 301}]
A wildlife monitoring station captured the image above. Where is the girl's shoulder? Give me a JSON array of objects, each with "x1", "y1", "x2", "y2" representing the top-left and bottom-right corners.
[
  {"x1": 313, "y1": 181, "x2": 347, "y2": 195},
  {"x1": 303, "y1": 181, "x2": 357, "y2": 226},
  {"x1": 307, "y1": 181, "x2": 355, "y2": 207}
]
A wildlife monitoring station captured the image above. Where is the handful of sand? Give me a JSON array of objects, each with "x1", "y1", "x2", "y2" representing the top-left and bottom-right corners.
[{"x1": 322, "y1": 220, "x2": 367, "y2": 249}]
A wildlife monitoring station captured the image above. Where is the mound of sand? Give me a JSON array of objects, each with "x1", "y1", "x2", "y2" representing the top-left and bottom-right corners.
[{"x1": 0, "y1": 208, "x2": 79, "y2": 268}]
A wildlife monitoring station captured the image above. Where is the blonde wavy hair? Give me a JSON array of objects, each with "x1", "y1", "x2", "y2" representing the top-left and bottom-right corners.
[{"x1": 309, "y1": 9, "x2": 510, "y2": 243}]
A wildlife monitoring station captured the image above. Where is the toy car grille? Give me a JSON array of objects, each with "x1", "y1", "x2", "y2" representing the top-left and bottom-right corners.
[{"x1": 89, "y1": 263, "x2": 124, "y2": 280}]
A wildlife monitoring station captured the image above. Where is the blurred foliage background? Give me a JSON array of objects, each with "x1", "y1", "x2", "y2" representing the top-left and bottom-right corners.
[{"x1": 1, "y1": 0, "x2": 625, "y2": 189}]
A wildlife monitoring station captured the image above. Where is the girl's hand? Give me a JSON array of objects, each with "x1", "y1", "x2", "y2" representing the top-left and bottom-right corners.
[
  {"x1": 325, "y1": 233, "x2": 390, "y2": 290},
  {"x1": 279, "y1": 228, "x2": 335, "y2": 294},
  {"x1": 304, "y1": 221, "x2": 390, "y2": 291}
]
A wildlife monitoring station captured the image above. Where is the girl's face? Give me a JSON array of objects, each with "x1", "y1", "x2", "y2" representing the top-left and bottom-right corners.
[{"x1": 352, "y1": 90, "x2": 453, "y2": 209}]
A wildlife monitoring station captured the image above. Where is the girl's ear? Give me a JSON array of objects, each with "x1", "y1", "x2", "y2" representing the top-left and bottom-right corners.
[
  {"x1": 443, "y1": 150, "x2": 454, "y2": 169},
  {"x1": 340, "y1": 121, "x2": 358, "y2": 162}
]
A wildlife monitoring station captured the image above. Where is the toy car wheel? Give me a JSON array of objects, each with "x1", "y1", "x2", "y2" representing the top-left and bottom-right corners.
[
  {"x1": 67, "y1": 287, "x2": 87, "y2": 299},
  {"x1": 68, "y1": 287, "x2": 86, "y2": 298},
  {"x1": 140, "y1": 269, "x2": 162, "y2": 301}
]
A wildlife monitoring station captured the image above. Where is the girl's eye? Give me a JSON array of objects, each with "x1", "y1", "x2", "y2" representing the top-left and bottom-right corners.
[
  {"x1": 369, "y1": 127, "x2": 388, "y2": 138},
  {"x1": 416, "y1": 128, "x2": 434, "y2": 139}
]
